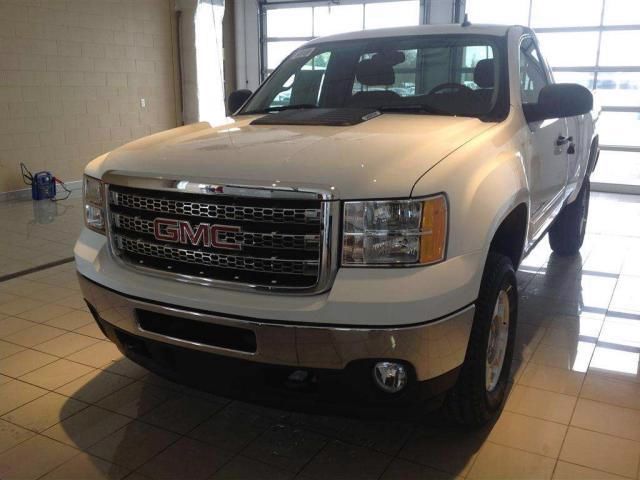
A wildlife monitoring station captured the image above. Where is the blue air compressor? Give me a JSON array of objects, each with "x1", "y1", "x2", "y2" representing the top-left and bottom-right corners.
[
  {"x1": 31, "y1": 171, "x2": 57, "y2": 200},
  {"x1": 20, "y1": 163, "x2": 71, "y2": 201}
]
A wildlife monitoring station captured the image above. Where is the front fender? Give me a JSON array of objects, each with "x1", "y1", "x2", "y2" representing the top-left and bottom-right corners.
[{"x1": 412, "y1": 118, "x2": 529, "y2": 295}]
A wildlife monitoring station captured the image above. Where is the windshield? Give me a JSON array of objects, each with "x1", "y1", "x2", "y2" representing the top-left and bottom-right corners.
[{"x1": 241, "y1": 35, "x2": 505, "y2": 119}]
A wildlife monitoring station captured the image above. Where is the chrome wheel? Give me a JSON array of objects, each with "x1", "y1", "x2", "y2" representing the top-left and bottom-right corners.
[{"x1": 485, "y1": 288, "x2": 510, "y2": 392}]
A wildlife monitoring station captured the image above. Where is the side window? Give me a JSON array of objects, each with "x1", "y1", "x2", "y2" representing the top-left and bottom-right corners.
[
  {"x1": 269, "y1": 51, "x2": 331, "y2": 107},
  {"x1": 519, "y1": 37, "x2": 548, "y2": 104}
]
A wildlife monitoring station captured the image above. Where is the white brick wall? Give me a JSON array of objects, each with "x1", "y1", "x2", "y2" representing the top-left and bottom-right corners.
[{"x1": 0, "y1": 0, "x2": 179, "y2": 193}]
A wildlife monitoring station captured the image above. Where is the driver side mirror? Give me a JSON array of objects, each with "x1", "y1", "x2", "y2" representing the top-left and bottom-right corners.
[
  {"x1": 524, "y1": 83, "x2": 593, "y2": 123},
  {"x1": 227, "y1": 89, "x2": 252, "y2": 114}
]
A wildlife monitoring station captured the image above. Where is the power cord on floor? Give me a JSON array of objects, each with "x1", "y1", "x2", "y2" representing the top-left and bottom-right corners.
[
  {"x1": 53, "y1": 177, "x2": 73, "y2": 201},
  {"x1": 20, "y1": 162, "x2": 33, "y2": 185}
]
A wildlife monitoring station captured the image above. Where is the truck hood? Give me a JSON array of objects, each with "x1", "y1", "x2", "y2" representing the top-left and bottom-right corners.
[{"x1": 87, "y1": 113, "x2": 495, "y2": 199}]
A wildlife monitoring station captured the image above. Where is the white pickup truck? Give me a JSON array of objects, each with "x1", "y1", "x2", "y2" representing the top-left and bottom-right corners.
[{"x1": 76, "y1": 23, "x2": 598, "y2": 425}]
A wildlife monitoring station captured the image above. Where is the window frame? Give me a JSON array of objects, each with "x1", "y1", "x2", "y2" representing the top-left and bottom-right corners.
[{"x1": 518, "y1": 34, "x2": 551, "y2": 105}]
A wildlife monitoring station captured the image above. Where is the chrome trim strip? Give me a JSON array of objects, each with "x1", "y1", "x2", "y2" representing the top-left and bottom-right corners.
[
  {"x1": 102, "y1": 172, "x2": 337, "y2": 201},
  {"x1": 103, "y1": 173, "x2": 339, "y2": 295}
]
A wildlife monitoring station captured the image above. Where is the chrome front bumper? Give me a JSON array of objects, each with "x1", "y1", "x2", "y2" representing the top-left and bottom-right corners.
[{"x1": 78, "y1": 274, "x2": 474, "y2": 381}]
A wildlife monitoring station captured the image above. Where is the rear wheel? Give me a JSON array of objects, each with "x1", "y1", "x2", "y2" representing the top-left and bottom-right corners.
[
  {"x1": 549, "y1": 178, "x2": 590, "y2": 256},
  {"x1": 445, "y1": 252, "x2": 517, "y2": 427}
]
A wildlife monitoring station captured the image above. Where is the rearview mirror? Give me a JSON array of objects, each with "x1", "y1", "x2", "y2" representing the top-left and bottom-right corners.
[
  {"x1": 524, "y1": 83, "x2": 593, "y2": 123},
  {"x1": 227, "y1": 89, "x2": 252, "y2": 114}
]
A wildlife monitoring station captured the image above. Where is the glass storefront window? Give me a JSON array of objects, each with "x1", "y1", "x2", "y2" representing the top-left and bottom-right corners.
[
  {"x1": 603, "y1": 0, "x2": 640, "y2": 25},
  {"x1": 592, "y1": 151, "x2": 640, "y2": 186},
  {"x1": 313, "y1": 4, "x2": 364, "y2": 37},
  {"x1": 599, "y1": 112, "x2": 640, "y2": 147},
  {"x1": 594, "y1": 72, "x2": 640, "y2": 106},
  {"x1": 552, "y1": 72, "x2": 595, "y2": 89},
  {"x1": 530, "y1": 0, "x2": 603, "y2": 28},
  {"x1": 264, "y1": 1, "x2": 421, "y2": 75},
  {"x1": 267, "y1": 41, "x2": 305, "y2": 70},
  {"x1": 536, "y1": 32, "x2": 600, "y2": 67},
  {"x1": 266, "y1": 7, "x2": 312, "y2": 37},
  {"x1": 599, "y1": 31, "x2": 640, "y2": 67},
  {"x1": 364, "y1": 1, "x2": 420, "y2": 29},
  {"x1": 465, "y1": 0, "x2": 530, "y2": 25}
]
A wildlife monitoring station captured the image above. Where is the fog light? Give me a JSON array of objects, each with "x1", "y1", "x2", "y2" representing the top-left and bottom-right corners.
[{"x1": 373, "y1": 362, "x2": 407, "y2": 393}]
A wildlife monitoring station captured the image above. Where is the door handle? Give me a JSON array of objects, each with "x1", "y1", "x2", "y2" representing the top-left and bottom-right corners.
[{"x1": 556, "y1": 135, "x2": 573, "y2": 146}]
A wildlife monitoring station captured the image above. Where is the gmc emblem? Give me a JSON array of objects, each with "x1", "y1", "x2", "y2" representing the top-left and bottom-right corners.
[{"x1": 153, "y1": 218, "x2": 242, "y2": 250}]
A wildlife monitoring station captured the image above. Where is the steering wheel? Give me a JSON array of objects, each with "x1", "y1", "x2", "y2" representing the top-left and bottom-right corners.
[{"x1": 428, "y1": 82, "x2": 475, "y2": 95}]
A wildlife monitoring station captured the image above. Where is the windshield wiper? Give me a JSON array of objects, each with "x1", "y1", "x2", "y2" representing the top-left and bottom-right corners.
[
  {"x1": 245, "y1": 104, "x2": 318, "y2": 114},
  {"x1": 376, "y1": 104, "x2": 453, "y2": 116}
]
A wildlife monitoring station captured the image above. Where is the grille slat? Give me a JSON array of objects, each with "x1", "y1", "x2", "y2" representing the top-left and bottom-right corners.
[
  {"x1": 107, "y1": 185, "x2": 325, "y2": 290},
  {"x1": 110, "y1": 190, "x2": 321, "y2": 225},
  {"x1": 116, "y1": 235, "x2": 319, "y2": 276}
]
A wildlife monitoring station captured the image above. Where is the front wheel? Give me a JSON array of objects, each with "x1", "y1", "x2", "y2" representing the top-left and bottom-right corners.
[
  {"x1": 549, "y1": 178, "x2": 590, "y2": 256},
  {"x1": 445, "y1": 252, "x2": 517, "y2": 427}
]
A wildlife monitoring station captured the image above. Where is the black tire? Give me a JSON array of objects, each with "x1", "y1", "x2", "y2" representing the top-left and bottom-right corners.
[
  {"x1": 548, "y1": 178, "x2": 590, "y2": 256},
  {"x1": 445, "y1": 252, "x2": 518, "y2": 427}
]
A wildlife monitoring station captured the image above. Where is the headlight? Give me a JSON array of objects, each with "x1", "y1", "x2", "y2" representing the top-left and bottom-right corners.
[
  {"x1": 342, "y1": 194, "x2": 447, "y2": 266},
  {"x1": 83, "y1": 175, "x2": 105, "y2": 234}
]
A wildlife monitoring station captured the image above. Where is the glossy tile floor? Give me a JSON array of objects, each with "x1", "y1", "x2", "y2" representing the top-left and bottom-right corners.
[
  {"x1": 0, "y1": 192, "x2": 83, "y2": 278},
  {"x1": 0, "y1": 192, "x2": 639, "y2": 480}
]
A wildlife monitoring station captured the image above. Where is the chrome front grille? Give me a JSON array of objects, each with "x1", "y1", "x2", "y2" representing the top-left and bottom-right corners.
[{"x1": 106, "y1": 184, "x2": 332, "y2": 292}]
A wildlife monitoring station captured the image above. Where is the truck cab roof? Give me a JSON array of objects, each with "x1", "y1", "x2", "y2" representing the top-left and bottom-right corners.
[{"x1": 304, "y1": 23, "x2": 528, "y2": 46}]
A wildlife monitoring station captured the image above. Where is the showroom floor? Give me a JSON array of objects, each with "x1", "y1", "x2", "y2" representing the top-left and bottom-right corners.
[
  {"x1": 0, "y1": 192, "x2": 639, "y2": 480},
  {"x1": 0, "y1": 192, "x2": 83, "y2": 279}
]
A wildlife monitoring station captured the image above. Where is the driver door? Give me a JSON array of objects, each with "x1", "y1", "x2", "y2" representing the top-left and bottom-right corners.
[{"x1": 520, "y1": 37, "x2": 570, "y2": 237}]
